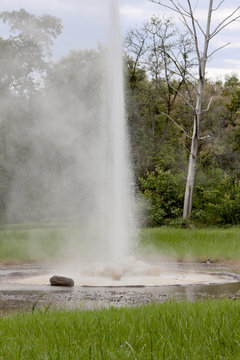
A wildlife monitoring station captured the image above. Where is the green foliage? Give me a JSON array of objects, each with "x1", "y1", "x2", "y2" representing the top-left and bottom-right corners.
[
  {"x1": 2, "y1": 301, "x2": 240, "y2": 359},
  {"x1": 0, "y1": 9, "x2": 62, "y2": 93},
  {"x1": 140, "y1": 168, "x2": 184, "y2": 226},
  {"x1": 193, "y1": 175, "x2": 240, "y2": 225},
  {"x1": 0, "y1": 9, "x2": 63, "y2": 223},
  {"x1": 228, "y1": 88, "x2": 240, "y2": 114},
  {"x1": 46, "y1": 48, "x2": 103, "y2": 108},
  {"x1": 125, "y1": 56, "x2": 147, "y2": 90},
  {"x1": 140, "y1": 167, "x2": 240, "y2": 226}
]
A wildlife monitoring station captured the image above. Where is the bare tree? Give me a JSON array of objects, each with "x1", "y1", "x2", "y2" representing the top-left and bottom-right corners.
[
  {"x1": 125, "y1": 15, "x2": 194, "y2": 143},
  {"x1": 150, "y1": 0, "x2": 240, "y2": 219}
]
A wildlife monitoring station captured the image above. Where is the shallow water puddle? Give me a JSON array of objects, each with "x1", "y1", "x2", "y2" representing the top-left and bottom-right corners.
[{"x1": 0, "y1": 262, "x2": 240, "y2": 314}]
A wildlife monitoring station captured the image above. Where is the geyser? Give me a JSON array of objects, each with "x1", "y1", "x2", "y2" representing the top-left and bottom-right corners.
[
  {"x1": 1, "y1": 1, "x2": 239, "y2": 295},
  {"x1": 104, "y1": 0, "x2": 135, "y2": 261},
  {"x1": 5, "y1": 0, "x2": 135, "y2": 265}
]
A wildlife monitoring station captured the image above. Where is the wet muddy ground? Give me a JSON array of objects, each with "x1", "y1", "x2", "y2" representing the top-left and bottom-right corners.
[{"x1": 1, "y1": 263, "x2": 240, "y2": 314}]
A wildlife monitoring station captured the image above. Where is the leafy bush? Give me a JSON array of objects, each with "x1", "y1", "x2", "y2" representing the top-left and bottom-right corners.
[
  {"x1": 139, "y1": 168, "x2": 184, "y2": 226},
  {"x1": 139, "y1": 169, "x2": 240, "y2": 226},
  {"x1": 193, "y1": 175, "x2": 240, "y2": 225}
]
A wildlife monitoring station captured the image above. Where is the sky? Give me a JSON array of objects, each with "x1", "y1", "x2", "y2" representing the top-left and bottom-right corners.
[{"x1": 0, "y1": 0, "x2": 239, "y2": 80}]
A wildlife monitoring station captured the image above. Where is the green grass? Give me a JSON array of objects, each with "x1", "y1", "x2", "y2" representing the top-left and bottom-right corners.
[
  {"x1": 1, "y1": 226, "x2": 240, "y2": 263},
  {"x1": 0, "y1": 228, "x2": 63, "y2": 263},
  {"x1": 140, "y1": 226, "x2": 240, "y2": 261},
  {"x1": 1, "y1": 300, "x2": 240, "y2": 359}
]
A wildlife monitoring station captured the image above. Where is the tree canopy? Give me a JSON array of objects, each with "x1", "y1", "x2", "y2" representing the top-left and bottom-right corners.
[{"x1": 0, "y1": 9, "x2": 240, "y2": 226}]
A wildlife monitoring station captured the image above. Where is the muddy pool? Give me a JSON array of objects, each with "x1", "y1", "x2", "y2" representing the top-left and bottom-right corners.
[{"x1": 0, "y1": 261, "x2": 240, "y2": 314}]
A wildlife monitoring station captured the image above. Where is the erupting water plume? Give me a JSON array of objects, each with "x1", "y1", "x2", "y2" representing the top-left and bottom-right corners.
[
  {"x1": 79, "y1": 0, "x2": 136, "y2": 263},
  {"x1": 104, "y1": 0, "x2": 135, "y2": 261},
  {"x1": 4, "y1": 0, "x2": 136, "y2": 266}
]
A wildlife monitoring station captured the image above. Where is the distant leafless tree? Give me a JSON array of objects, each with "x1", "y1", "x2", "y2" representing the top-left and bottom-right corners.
[
  {"x1": 125, "y1": 15, "x2": 194, "y2": 140},
  {"x1": 150, "y1": 0, "x2": 240, "y2": 219}
]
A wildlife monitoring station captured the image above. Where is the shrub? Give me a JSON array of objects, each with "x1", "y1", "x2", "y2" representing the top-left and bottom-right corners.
[
  {"x1": 139, "y1": 168, "x2": 184, "y2": 226},
  {"x1": 193, "y1": 175, "x2": 240, "y2": 225}
]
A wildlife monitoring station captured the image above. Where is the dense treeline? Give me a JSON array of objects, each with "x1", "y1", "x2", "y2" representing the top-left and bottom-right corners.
[
  {"x1": 0, "y1": 10, "x2": 240, "y2": 226},
  {"x1": 127, "y1": 63, "x2": 240, "y2": 225},
  {"x1": 128, "y1": 68, "x2": 240, "y2": 225},
  {"x1": 125, "y1": 14, "x2": 240, "y2": 226}
]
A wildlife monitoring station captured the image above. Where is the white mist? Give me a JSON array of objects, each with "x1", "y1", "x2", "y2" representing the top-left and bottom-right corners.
[
  {"x1": 103, "y1": 0, "x2": 135, "y2": 261},
  {"x1": 5, "y1": 0, "x2": 136, "y2": 268}
]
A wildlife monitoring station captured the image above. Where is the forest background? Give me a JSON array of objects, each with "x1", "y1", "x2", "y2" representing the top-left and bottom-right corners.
[{"x1": 0, "y1": 9, "x2": 240, "y2": 227}]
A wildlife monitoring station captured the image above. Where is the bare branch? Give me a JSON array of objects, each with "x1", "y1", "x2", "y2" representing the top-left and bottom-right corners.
[
  {"x1": 167, "y1": 47, "x2": 199, "y2": 85},
  {"x1": 212, "y1": 0, "x2": 225, "y2": 12},
  {"x1": 172, "y1": 71, "x2": 198, "y2": 105},
  {"x1": 194, "y1": 19, "x2": 205, "y2": 36},
  {"x1": 211, "y1": 15, "x2": 240, "y2": 39},
  {"x1": 170, "y1": 0, "x2": 192, "y2": 17},
  {"x1": 153, "y1": 0, "x2": 204, "y2": 48},
  {"x1": 158, "y1": 110, "x2": 192, "y2": 138},
  {"x1": 202, "y1": 96, "x2": 213, "y2": 113},
  {"x1": 207, "y1": 42, "x2": 231, "y2": 59},
  {"x1": 150, "y1": 0, "x2": 190, "y2": 17},
  {"x1": 177, "y1": 2, "x2": 191, "y2": 16},
  {"x1": 179, "y1": 16, "x2": 195, "y2": 39},
  {"x1": 168, "y1": 67, "x2": 198, "y2": 99},
  {"x1": 167, "y1": 47, "x2": 196, "y2": 79},
  {"x1": 199, "y1": 134, "x2": 212, "y2": 140},
  {"x1": 192, "y1": 0, "x2": 199, "y2": 13},
  {"x1": 150, "y1": 0, "x2": 180, "y2": 14},
  {"x1": 210, "y1": 7, "x2": 240, "y2": 38},
  {"x1": 168, "y1": 82, "x2": 195, "y2": 110},
  {"x1": 186, "y1": 0, "x2": 201, "y2": 62},
  {"x1": 183, "y1": 143, "x2": 191, "y2": 155}
]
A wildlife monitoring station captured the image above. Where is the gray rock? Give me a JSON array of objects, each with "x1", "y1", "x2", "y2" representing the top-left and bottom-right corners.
[{"x1": 50, "y1": 275, "x2": 74, "y2": 287}]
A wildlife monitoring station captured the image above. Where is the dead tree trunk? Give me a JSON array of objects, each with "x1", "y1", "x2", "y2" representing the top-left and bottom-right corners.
[
  {"x1": 183, "y1": 0, "x2": 211, "y2": 219},
  {"x1": 149, "y1": 0, "x2": 240, "y2": 219},
  {"x1": 183, "y1": 54, "x2": 205, "y2": 217},
  {"x1": 183, "y1": 119, "x2": 198, "y2": 218}
]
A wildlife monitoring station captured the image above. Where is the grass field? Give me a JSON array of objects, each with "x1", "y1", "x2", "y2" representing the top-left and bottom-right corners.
[
  {"x1": 1, "y1": 228, "x2": 240, "y2": 359},
  {"x1": 140, "y1": 226, "x2": 240, "y2": 261},
  {"x1": 1, "y1": 226, "x2": 240, "y2": 263},
  {"x1": 0, "y1": 228, "x2": 64, "y2": 263},
  {"x1": 0, "y1": 300, "x2": 239, "y2": 359}
]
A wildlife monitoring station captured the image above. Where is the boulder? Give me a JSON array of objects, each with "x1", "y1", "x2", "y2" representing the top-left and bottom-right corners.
[{"x1": 50, "y1": 275, "x2": 74, "y2": 287}]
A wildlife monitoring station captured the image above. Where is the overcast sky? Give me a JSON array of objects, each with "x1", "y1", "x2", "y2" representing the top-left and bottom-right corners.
[{"x1": 0, "y1": 0, "x2": 240, "y2": 80}]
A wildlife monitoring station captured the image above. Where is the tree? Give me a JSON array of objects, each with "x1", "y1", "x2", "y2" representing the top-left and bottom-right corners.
[
  {"x1": 150, "y1": 0, "x2": 240, "y2": 219},
  {"x1": 126, "y1": 16, "x2": 194, "y2": 136},
  {"x1": 125, "y1": 15, "x2": 194, "y2": 176},
  {"x1": 0, "y1": 9, "x2": 62, "y2": 97},
  {"x1": 0, "y1": 9, "x2": 62, "y2": 222}
]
